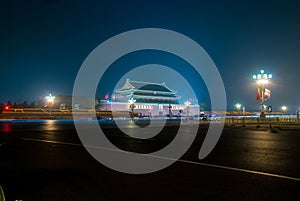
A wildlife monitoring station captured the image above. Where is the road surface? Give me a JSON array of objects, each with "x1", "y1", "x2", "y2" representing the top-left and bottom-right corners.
[{"x1": 0, "y1": 120, "x2": 299, "y2": 200}]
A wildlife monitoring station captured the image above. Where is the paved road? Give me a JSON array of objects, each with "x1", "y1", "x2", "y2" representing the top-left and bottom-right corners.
[{"x1": 0, "y1": 120, "x2": 299, "y2": 200}]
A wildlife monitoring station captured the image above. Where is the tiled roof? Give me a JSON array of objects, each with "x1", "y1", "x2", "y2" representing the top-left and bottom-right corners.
[{"x1": 118, "y1": 79, "x2": 174, "y2": 93}]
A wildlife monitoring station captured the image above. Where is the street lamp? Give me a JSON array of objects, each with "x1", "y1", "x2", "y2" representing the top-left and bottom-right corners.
[
  {"x1": 184, "y1": 100, "x2": 191, "y2": 117},
  {"x1": 235, "y1": 103, "x2": 242, "y2": 116},
  {"x1": 168, "y1": 104, "x2": 172, "y2": 116},
  {"x1": 235, "y1": 103, "x2": 241, "y2": 111},
  {"x1": 45, "y1": 93, "x2": 55, "y2": 115},
  {"x1": 281, "y1": 105, "x2": 287, "y2": 114},
  {"x1": 128, "y1": 97, "x2": 136, "y2": 113},
  {"x1": 253, "y1": 70, "x2": 272, "y2": 118}
]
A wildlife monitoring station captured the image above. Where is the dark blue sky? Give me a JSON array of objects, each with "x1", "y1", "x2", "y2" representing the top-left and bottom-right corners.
[{"x1": 1, "y1": 0, "x2": 300, "y2": 112}]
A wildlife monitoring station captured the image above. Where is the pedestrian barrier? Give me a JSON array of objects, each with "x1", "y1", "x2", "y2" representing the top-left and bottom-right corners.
[{"x1": 224, "y1": 117, "x2": 300, "y2": 128}]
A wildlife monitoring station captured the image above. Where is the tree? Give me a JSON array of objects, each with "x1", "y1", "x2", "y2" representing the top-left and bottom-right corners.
[
  {"x1": 22, "y1": 101, "x2": 28, "y2": 108},
  {"x1": 29, "y1": 101, "x2": 36, "y2": 108},
  {"x1": 38, "y1": 98, "x2": 46, "y2": 108}
]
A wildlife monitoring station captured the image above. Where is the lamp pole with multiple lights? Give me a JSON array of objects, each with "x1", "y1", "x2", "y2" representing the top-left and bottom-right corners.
[
  {"x1": 235, "y1": 103, "x2": 241, "y2": 114},
  {"x1": 128, "y1": 97, "x2": 136, "y2": 113},
  {"x1": 45, "y1": 94, "x2": 55, "y2": 115},
  {"x1": 281, "y1": 105, "x2": 287, "y2": 114},
  {"x1": 168, "y1": 104, "x2": 172, "y2": 116},
  {"x1": 184, "y1": 100, "x2": 191, "y2": 117},
  {"x1": 235, "y1": 103, "x2": 245, "y2": 117},
  {"x1": 253, "y1": 70, "x2": 272, "y2": 118}
]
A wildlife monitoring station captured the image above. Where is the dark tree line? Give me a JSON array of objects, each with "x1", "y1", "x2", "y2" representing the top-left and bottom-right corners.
[{"x1": 4, "y1": 100, "x2": 37, "y2": 108}]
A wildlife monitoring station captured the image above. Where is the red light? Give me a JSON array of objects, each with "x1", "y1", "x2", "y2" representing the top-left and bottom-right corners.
[{"x1": 4, "y1": 106, "x2": 10, "y2": 110}]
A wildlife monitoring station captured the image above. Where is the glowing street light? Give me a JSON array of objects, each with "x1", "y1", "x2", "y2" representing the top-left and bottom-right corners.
[
  {"x1": 235, "y1": 103, "x2": 242, "y2": 116},
  {"x1": 253, "y1": 70, "x2": 272, "y2": 118},
  {"x1": 184, "y1": 100, "x2": 191, "y2": 117},
  {"x1": 252, "y1": 70, "x2": 272, "y2": 84},
  {"x1": 46, "y1": 94, "x2": 55, "y2": 104},
  {"x1": 281, "y1": 105, "x2": 287, "y2": 113},
  {"x1": 128, "y1": 97, "x2": 136, "y2": 113},
  {"x1": 235, "y1": 103, "x2": 242, "y2": 111},
  {"x1": 46, "y1": 94, "x2": 55, "y2": 115}
]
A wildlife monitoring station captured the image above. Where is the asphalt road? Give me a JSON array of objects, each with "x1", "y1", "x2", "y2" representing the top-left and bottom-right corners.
[{"x1": 0, "y1": 120, "x2": 299, "y2": 201}]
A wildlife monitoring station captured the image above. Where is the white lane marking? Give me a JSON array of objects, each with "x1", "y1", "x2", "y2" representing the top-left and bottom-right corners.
[
  {"x1": 22, "y1": 137, "x2": 300, "y2": 182},
  {"x1": 177, "y1": 159, "x2": 300, "y2": 182},
  {"x1": 22, "y1": 138, "x2": 126, "y2": 153}
]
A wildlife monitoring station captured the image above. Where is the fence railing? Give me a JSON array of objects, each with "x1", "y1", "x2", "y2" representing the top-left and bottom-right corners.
[{"x1": 224, "y1": 117, "x2": 300, "y2": 128}]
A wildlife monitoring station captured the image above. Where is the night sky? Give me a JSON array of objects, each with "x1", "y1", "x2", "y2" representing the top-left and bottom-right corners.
[{"x1": 1, "y1": 0, "x2": 300, "y2": 112}]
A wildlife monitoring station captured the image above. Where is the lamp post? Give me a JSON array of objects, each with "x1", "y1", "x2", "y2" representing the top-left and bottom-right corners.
[
  {"x1": 281, "y1": 105, "x2": 287, "y2": 114},
  {"x1": 168, "y1": 104, "x2": 172, "y2": 116},
  {"x1": 184, "y1": 100, "x2": 191, "y2": 117},
  {"x1": 253, "y1": 70, "x2": 272, "y2": 118},
  {"x1": 128, "y1": 97, "x2": 136, "y2": 113},
  {"x1": 45, "y1": 94, "x2": 55, "y2": 115},
  {"x1": 235, "y1": 103, "x2": 241, "y2": 115}
]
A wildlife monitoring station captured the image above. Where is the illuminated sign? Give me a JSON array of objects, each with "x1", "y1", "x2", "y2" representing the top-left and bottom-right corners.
[
  {"x1": 127, "y1": 105, "x2": 153, "y2": 109},
  {"x1": 171, "y1": 105, "x2": 183, "y2": 110}
]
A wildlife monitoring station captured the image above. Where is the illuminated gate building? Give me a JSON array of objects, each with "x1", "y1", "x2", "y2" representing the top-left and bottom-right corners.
[{"x1": 97, "y1": 79, "x2": 199, "y2": 117}]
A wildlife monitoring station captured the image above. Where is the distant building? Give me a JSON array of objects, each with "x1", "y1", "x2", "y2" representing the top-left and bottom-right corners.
[
  {"x1": 97, "y1": 79, "x2": 199, "y2": 117},
  {"x1": 114, "y1": 79, "x2": 180, "y2": 104}
]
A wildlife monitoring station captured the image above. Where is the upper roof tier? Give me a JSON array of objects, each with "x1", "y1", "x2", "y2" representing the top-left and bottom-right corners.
[{"x1": 116, "y1": 79, "x2": 176, "y2": 94}]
